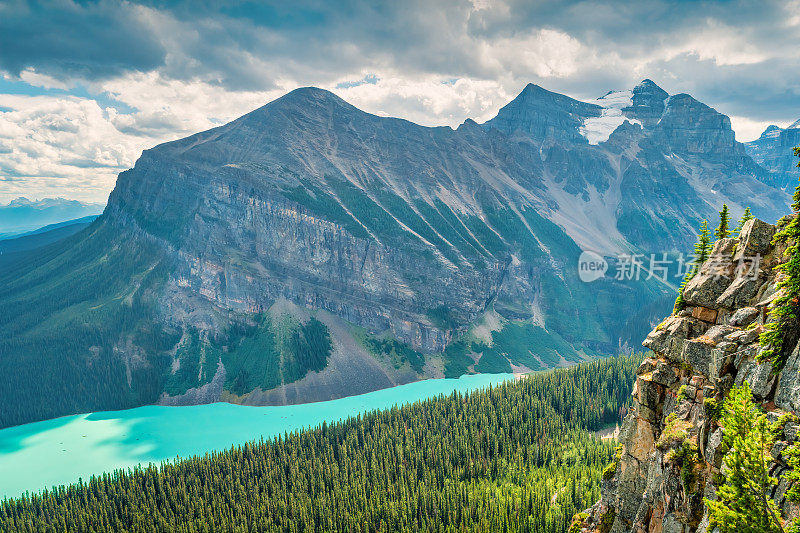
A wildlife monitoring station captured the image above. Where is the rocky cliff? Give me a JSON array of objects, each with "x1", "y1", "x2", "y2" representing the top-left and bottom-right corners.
[{"x1": 577, "y1": 216, "x2": 800, "y2": 532}]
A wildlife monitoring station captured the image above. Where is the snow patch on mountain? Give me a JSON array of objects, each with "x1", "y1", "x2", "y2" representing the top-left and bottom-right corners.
[{"x1": 580, "y1": 90, "x2": 641, "y2": 145}]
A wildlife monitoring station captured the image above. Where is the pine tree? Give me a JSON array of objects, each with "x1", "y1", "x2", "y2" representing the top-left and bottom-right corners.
[
  {"x1": 674, "y1": 220, "x2": 712, "y2": 312},
  {"x1": 735, "y1": 207, "x2": 753, "y2": 233},
  {"x1": 716, "y1": 204, "x2": 731, "y2": 240},
  {"x1": 696, "y1": 220, "x2": 712, "y2": 267},
  {"x1": 705, "y1": 383, "x2": 784, "y2": 533},
  {"x1": 759, "y1": 148, "x2": 800, "y2": 373}
]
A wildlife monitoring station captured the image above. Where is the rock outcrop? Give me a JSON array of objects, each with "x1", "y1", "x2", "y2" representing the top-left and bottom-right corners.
[{"x1": 577, "y1": 217, "x2": 800, "y2": 532}]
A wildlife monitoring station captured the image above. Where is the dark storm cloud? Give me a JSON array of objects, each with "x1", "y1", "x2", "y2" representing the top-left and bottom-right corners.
[
  {"x1": 0, "y1": 0, "x2": 798, "y2": 125},
  {"x1": 0, "y1": 0, "x2": 166, "y2": 80}
]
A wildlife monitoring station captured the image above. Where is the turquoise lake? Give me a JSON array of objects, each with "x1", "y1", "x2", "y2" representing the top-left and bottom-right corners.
[{"x1": 0, "y1": 373, "x2": 512, "y2": 499}]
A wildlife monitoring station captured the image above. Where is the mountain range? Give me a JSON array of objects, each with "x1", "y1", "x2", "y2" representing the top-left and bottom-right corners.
[
  {"x1": 745, "y1": 119, "x2": 800, "y2": 190},
  {"x1": 0, "y1": 197, "x2": 104, "y2": 238},
  {"x1": 0, "y1": 79, "x2": 792, "y2": 428}
]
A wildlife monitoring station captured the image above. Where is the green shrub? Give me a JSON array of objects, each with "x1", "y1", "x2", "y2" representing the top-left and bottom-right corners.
[
  {"x1": 602, "y1": 444, "x2": 623, "y2": 480},
  {"x1": 568, "y1": 512, "x2": 589, "y2": 533},
  {"x1": 759, "y1": 150, "x2": 800, "y2": 374},
  {"x1": 676, "y1": 384, "x2": 689, "y2": 403},
  {"x1": 657, "y1": 413, "x2": 691, "y2": 451}
]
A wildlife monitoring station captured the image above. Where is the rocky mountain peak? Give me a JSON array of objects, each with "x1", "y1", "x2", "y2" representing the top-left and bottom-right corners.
[
  {"x1": 761, "y1": 124, "x2": 784, "y2": 138},
  {"x1": 745, "y1": 121, "x2": 800, "y2": 190},
  {"x1": 6, "y1": 197, "x2": 34, "y2": 207},
  {"x1": 635, "y1": 78, "x2": 666, "y2": 93},
  {"x1": 483, "y1": 83, "x2": 601, "y2": 142},
  {"x1": 267, "y1": 86, "x2": 350, "y2": 108},
  {"x1": 238, "y1": 86, "x2": 360, "y2": 126},
  {"x1": 650, "y1": 92, "x2": 743, "y2": 160},
  {"x1": 624, "y1": 79, "x2": 670, "y2": 127}
]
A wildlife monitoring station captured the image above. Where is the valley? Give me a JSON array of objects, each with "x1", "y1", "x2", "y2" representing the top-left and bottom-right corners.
[{"x1": 0, "y1": 372, "x2": 510, "y2": 500}]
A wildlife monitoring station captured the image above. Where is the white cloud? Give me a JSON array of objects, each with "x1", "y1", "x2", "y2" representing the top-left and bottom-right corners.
[
  {"x1": 0, "y1": 94, "x2": 153, "y2": 203},
  {"x1": 0, "y1": 73, "x2": 292, "y2": 203},
  {"x1": 660, "y1": 20, "x2": 768, "y2": 66},
  {"x1": 97, "y1": 72, "x2": 287, "y2": 136},
  {"x1": 18, "y1": 68, "x2": 73, "y2": 90},
  {"x1": 477, "y1": 29, "x2": 586, "y2": 78},
  {"x1": 728, "y1": 115, "x2": 784, "y2": 143},
  {"x1": 333, "y1": 75, "x2": 513, "y2": 126}
]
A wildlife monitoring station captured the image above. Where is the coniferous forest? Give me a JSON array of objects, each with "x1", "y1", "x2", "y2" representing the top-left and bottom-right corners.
[{"x1": 0, "y1": 354, "x2": 639, "y2": 532}]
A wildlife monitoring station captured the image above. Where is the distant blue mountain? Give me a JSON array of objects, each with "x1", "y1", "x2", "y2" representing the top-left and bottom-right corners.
[
  {"x1": 745, "y1": 119, "x2": 800, "y2": 190},
  {"x1": 0, "y1": 215, "x2": 98, "y2": 265},
  {"x1": 0, "y1": 198, "x2": 104, "y2": 237}
]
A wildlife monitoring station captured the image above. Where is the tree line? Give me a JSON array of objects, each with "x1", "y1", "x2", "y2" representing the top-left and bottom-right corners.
[{"x1": 0, "y1": 354, "x2": 641, "y2": 532}]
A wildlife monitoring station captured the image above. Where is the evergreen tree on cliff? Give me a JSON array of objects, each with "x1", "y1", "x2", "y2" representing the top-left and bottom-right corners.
[
  {"x1": 697, "y1": 220, "x2": 712, "y2": 265},
  {"x1": 735, "y1": 207, "x2": 754, "y2": 233},
  {"x1": 675, "y1": 220, "x2": 713, "y2": 312},
  {"x1": 716, "y1": 204, "x2": 731, "y2": 240},
  {"x1": 760, "y1": 147, "x2": 800, "y2": 373},
  {"x1": 706, "y1": 384, "x2": 784, "y2": 532}
]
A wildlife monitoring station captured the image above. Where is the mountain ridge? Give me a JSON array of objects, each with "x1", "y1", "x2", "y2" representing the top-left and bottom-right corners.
[
  {"x1": 745, "y1": 120, "x2": 800, "y2": 190},
  {"x1": 0, "y1": 197, "x2": 104, "y2": 237},
  {"x1": 0, "y1": 79, "x2": 792, "y2": 428}
]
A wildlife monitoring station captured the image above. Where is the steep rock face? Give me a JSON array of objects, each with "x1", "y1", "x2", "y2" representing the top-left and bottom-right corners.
[
  {"x1": 746, "y1": 120, "x2": 800, "y2": 190},
  {"x1": 578, "y1": 218, "x2": 800, "y2": 532}
]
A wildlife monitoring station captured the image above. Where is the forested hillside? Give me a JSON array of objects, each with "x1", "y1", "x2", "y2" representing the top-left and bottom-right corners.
[{"x1": 1, "y1": 354, "x2": 640, "y2": 532}]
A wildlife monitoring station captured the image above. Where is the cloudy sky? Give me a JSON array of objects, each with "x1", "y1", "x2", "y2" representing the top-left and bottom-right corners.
[{"x1": 0, "y1": 0, "x2": 798, "y2": 203}]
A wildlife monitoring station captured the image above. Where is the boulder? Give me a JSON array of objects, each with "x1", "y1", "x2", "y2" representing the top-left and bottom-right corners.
[
  {"x1": 662, "y1": 513, "x2": 686, "y2": 533},
  {"x1": 705, "y1": 428, "x2": 724, "y2": 469},
  {"x1": 644, "y1": 316, "x2": 704, "y2": 353},
  {"x1": 733, "y1": 345, "x2": 757, "y2": 367},
  {"x1": 708, "y1": 348, "x2": 735, "y2": 381},
  {"x1": 627, "y1": 417, "x2": 657, "y2": 462},
  {"x1": 684, "y1": 272, "x2": 731, "y2": 309},
  {"x1": 683, "y1": 339, "x2": 717, "y2": 377},
  {"x1": 786, "y1": 423, "x2": 799, "y2": 442},
  {"x1": 636, "y1": 375, "x2": 664, "y2": 409},
  {"x1": 692, "y1": 306, "x2": 718, "y2": 323},
  {"x1": 739, "y1": 328, "x2": 760, "y2": 345},
  {"x1": 637, "y1": 358, "x2": 658, "y2": 376},
  {"x1": 652, "y1": 360, "x2": 679, "y2": 386},
  {"x1": 710, "y1": 237, "x2": 737, "y2": 258},
  {"x1": 771, "y1": 440, "x2": 788, "y2": 462},
  {"x1": 733, "y1": 218, "x2": 776, "y2": 262},
  {"x1": 703, "y1": 325, "x2": 738, "y2": 343},
  {"x1": 716, "y1": 276, "x2": 759, "y2": 309},
  {"x1": 724, "y1": 330, "x2": 746, "y2": 342},
  {"x1": 643, "y1": 317, "x2": 708, "y2": 362},
  {"x1": 736, "y1": 358, "x2": 775, "y2": 399},
  {"x1": 714, "y1": 341, "x2": 737, "y2": 354},
  {"x1": 728, "y1": 306, "x2": 759, "y2": 327}
]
